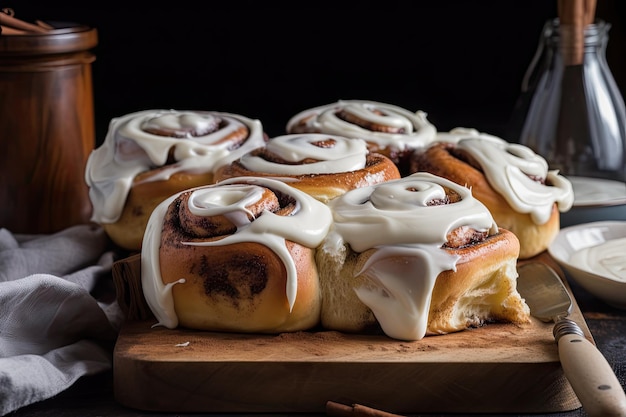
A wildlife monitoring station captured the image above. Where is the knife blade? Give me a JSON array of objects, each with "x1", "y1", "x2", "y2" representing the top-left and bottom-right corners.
[{"x1": 517, "y1": 262, "x2": 626, "y2": 417}]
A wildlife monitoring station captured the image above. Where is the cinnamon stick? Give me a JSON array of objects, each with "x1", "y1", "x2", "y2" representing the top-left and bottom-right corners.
[
  {"x1": 557, "y1": 0, "x2": 585, "y2": 65},
  {"x1": 0, "y1": 12, "x2": 49, "y2": 33},
  {"x1": 583, "y1": 0, "x2": 597, "y2": 26},
  {"x1": 0, "y1": 25, "x2": 27, "y2": 35},
  {"x1": 326, "y1": 401, "x2": 405, "y2": 417},
  {"x1": 35, "y1": 20, "x2": 55, "y2": 30}
]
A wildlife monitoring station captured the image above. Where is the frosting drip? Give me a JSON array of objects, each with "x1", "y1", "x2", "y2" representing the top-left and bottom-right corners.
[
  {"x1": 326, "y1": 172, "x2": 498, "y2": 340},
  {"x1": 436, "y1": 128, "x2": 574, "y2": 224},
  {"x1": 239, "y1": 133, "x2": 368, "y2": 175},
  {"x1": 85, "y1": 109, "x2": 266, "y2": 224},
  {"x1": 355, "y1": 245, "x2": 461, "y2": 341},
  {"x1": 286, "y1": 100, "x2": 437, "y2": 151},
  {"x1": 141, "y1": 177, "x2": 333, "y2": 329}
]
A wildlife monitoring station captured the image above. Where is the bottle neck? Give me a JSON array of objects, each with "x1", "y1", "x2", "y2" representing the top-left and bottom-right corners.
[{"x1": 545, "y1": 18, "x2": 610, "y2": 65}]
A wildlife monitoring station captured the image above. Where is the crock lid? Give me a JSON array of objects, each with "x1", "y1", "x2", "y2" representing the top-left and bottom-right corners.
[{"x1": 0, "y1": 22, "x2": 98, "y2": 56}]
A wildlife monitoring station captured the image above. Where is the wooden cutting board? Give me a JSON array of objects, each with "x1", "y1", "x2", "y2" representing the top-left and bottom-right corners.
[{"x1": 112, "y1": 253, "x2": 585, "y2": 414}]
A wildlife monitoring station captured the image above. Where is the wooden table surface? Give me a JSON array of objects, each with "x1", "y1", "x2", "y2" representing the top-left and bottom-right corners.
[{"x1": 9, "y1": 263, "x2": 626, "y2": 417}]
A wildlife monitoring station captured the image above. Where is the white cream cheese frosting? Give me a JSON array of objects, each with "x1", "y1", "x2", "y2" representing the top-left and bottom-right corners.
[
  {"x1": 85, "y1": 109, "x2": 266, "y2": 224},
  {"x1": 325, "y1": 172, "x2": 498, "y2": 341},
  {"x1": 570, "y1": 237, "x2": 626, "y2": 283},
  {"x1": 141, "y1": 176, "x2": 333, "y2": 329},
  {"x1": 239, "y1": 133, "x2": 368, "y2": 175},
  {"x1": 435, "y1": 128, "x2": 574, "y2": 224},
  {"x1": 434, "y1": 127, "x2": 505, "y2": 144},
  {"x1": 286, "y1": 99, "x2": 437, "y2": 151}
]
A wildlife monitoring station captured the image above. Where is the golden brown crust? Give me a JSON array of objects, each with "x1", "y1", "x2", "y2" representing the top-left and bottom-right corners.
[
  {"x1": 317, "y1": 228, "x2": 529, "y2": 336},
  {"x1": 156, "y1": 189, "x2": 322, "y2": 333},
  {"x1": 410, "y1": 143, "x2": 560, "y2": 259},
  {"x1": 429, "y1": 228, "x2": 529, "y2": 333},
  {"x1": 214, "y1": 151, "x2": 401, "y2": 204},
  {"x1": 103, "y1": 171, "x2": 216, "y2": 251}
]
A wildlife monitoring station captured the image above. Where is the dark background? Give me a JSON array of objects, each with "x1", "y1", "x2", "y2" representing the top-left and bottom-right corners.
[{"x1": 6, "y1": 1, "x2": 626, "y2": 145}]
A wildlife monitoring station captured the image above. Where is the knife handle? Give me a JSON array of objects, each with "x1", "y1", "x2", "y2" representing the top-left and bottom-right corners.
[{"x1": 555, "y1": 319, "x2": 626, "y2": 417}]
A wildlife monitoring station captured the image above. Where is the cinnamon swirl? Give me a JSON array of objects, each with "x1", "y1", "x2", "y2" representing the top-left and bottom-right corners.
[
  {"x1": 214, "y1": 133, "x2": 401, "y2": 203},
  {"x1": 285, "y1": 99, "x2": 437, "y2": 175},
  {"x1": 141, "y1": 176, "x2": 333, "y2": 333},
  {"x1": 316, "y1": 172, "x2": 530, "y2": 341},
  {"x1": 85, "y1": 109, "x2": 267, "y2": 251},
  {"x1": 410, "y1": 128, "x2": 574, "y2": 259}
]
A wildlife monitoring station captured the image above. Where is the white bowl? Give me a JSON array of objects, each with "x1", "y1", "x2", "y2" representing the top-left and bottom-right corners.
[{"x1": 548, "y1": 221, "x2": 626, "y2": 310}]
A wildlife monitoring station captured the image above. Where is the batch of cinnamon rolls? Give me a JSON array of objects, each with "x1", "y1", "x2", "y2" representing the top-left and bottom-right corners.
[{"x1": 85, "y1": 100, "x2": 574, "y2": 341}]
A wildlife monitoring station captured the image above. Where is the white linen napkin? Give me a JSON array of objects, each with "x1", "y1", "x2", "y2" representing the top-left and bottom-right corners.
[{"x1": 0, "y1": 224, "x2": 123, "y2": 416}]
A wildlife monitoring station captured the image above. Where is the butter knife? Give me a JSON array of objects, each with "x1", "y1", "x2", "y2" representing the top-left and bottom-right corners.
[{"x1": 517, "y1": 262, "x2": 626, "y2": 417}]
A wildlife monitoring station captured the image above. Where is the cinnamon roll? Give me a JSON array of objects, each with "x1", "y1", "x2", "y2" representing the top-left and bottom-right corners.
[
  {"x1": 316, "y1": 172, "x2": 530, "y2": 341},
  {"x1": 214, "y1": 133, "x2": 401, "y2": 203},
  {"x1": 85, "y1": 109, "x2": 267, "y2": 251},
  {"x1": 285, "y1": 99, "x2": 437, "y2": 175},
  {"x1": 409, "y1": 128, "x2": 574, "y2": 259},
  {"x1": 141, "y1": 177, "x2": 333, "y2": 333}
]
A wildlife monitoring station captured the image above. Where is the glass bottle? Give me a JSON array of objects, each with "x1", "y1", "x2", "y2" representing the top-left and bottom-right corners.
[{"x1": 517, "y1": 18, "x2": 626, "y2": 186}]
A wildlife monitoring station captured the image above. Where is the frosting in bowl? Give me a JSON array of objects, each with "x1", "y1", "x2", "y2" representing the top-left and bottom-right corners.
[{"x1": 570, "y1": 237, "x2": 626, "y2": 283}]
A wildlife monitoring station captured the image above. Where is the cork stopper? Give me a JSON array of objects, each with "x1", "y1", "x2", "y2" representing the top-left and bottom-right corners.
[{"x1": 557, "y1": 0, "x2": 597, "y2": 65}]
